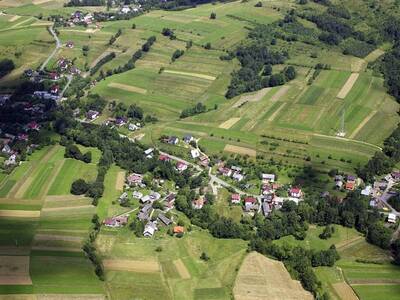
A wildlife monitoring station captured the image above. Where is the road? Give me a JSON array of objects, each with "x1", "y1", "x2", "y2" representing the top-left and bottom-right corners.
[
  {"x1": 40, "y1": 25, "x2": 61, "y2": 71},
  {"x1": 59, "y1": 75, "x2": 73, "y2": 98}
]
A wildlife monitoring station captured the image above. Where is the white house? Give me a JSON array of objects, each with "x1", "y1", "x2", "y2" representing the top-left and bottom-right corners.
[
  {"x1": 232, "y1": 172, "x2": 244, "y2": 182},
  {"x1": 262, "y1": 173, "x2": 275, "y2": 183},
  {"x1": 191, "y1": 149, "x2": 200, "y2": 159},
  {"x1": 132, "y1": 191, "x2": 143, "y2": 199},
  {"x1": 361, "y1": 185, "x2": 372, "y2": 196},
  {"x1": 388, "y1": 213, "x2": 397, "y2": 224},
  {"x1": 143, "y1": 221, "x2": 157, "y2": 237}
]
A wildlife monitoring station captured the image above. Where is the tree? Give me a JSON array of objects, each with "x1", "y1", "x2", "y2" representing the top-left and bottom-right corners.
[
  {"x1": 82, "y1": 151, "x2": 92, "y2": 163},
  {"x1": 392, "y1": 238, "x2": 400, "y2": 265},
  {"x1": 200, "y1": 252, "x2": 210, "y2": 261},
  {"x1": 210, "y1": 12, "x2": 216, "y2": 19},
  {"x1": 367, "y1": 223, "x2": 392, "y2": 249},
  {"x1": 284, "y1": 66, "x2": 296, "y2": 81},
  {"x1": 204, "y1": 42, "x2": 211, "y2": 50},
  {"x1": 132, "y1": 23, "x2": 136, "y2": 29},
  {"x1": 0, "y1": 59, "x2": 15, "y2": 78},
  {"x1": 255, "y1": 1, "x2": 262, "y2": 7},
  {"x1": 319, "y1": 225, "x2": 334, "y2": 239},
  {"x1": 71, "y1": 179, "x2": 89, "y2": 195}
]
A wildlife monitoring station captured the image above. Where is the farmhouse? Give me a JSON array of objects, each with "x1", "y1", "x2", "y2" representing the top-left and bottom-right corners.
[
  {"x1": 233, "y1": 172, "x2": 244, "y2": 182},
  {"x1": 262, "y1": 173, "x2": 275, "y2": 183},
  {"x1": 127, "y1": 173, "x2": 143, "y2": 186},
  {"x1": 26, "y1": 121, "x2": 40, "y2": 131},
  {"x1": 192, "y1": 197, "x2": 205, "y2": 209},
  {"x1": 86, "y1": 110, "x2": 99, "y2": 120},
  {"x1": 199, "y1": 156, "x2": 209, "y2": 167},
  {"x1": 2, "y1": 144, "x2": 11, "y2": 154},
  {"x1": 176, "y1": 161, "x2": 188, "y2": 172},
  {"x1": 132, "y1": 191, "x2": 143, "y2": 199},
  {"x1": 115, "y1": 117, "x2": 128, "y2": 127},
  {"x1": 168, "y1": 136, "x2": 179, "y2": 145},
  {"x1": 143, "y1": 221, "x2": 157, "y2": 237},
  {"x1": 183, "y1": 134, "x2": 193, "y2": 143},
  {"x1": 289, "y1": 187, "x2": 302, "y2": 198},
  {"x1": 392, "y1": 171, "x2": 400, "y2": 182},
  {"x1": 129, "y1": 123, "x2": 139, "y2": 131},
  {"x1": 231, "y1": 194, "x2": 241, "y2": 204},
  {"x1": 345, "y1": 182, "x2": 355, "y2": 191},
  {"x1": 138, "y1": 204, "x2": 152, "y2": 221},
  {"x1": 262, "y1": 202, "x2": 271, "y2": 217},
  {"x1": 103, "y1": 216, "x2": 128, "y2": 228},
  {"x1": 218, "y1": 167, "x2": 232, "y2": 177},
  {"x1": 144, "y1": 148, "x2": 154, "y2": 158},
  {"x1": 173, "y1": 226, "x2": 184, "y2": 234},
  {"x1": 191, "y1": 149, "x2": 200, "y2": 159},
  {"x1": 4, "y1": 154, "x2": 17, "y2": 166},
  {"x1": 361, "y1": 185, "x2": 372, "y2": 196},
  {"x1": 158, "y1": 214, "x2": 172, "y2": 226},
  {"x1": 159, "y1": 154, "x2": 171, "y2": 162},
  {"x1": 66, "y1": 41, "x2": 74, "y2": 48},
  {"x1": 120, "y1": 5, "x2": 131, "y2": 14},
  {"x1": 244, "y1": 197, "x2": 258, "y2": 212},
  {"x1": 118, "y1": 192, "x2": 128, "y2": 203}
]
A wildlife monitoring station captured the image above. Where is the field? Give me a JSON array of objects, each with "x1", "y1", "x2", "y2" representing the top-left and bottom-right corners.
[
  {"x1": 0, "y1": 145, "x2": 103, "y2": 297},
  {"x1": 233, "y1": 252, "x2": 313, "y2": 300}
]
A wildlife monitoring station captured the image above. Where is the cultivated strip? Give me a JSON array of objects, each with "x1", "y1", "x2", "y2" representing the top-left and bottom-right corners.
[
  {"x1": 108, "y1": 82, "x2": 147, "y2": 95},
  {"x1": 103, "y1": 259, "x2": 160, "y2": 272},
  {"x1": 219, "y1": 117, "x2": 241, "y2": 129},
  {"x1": 173, "y1": 259, "x2": 190, "y2": 279},
  {"x1": 224, "y1": 145, "x2": 256, "y2": 157},
  {"x1": 337, "y1": 73, "x2": 359, "y2": 99},
  {"x1": 163, "y1": 70, "x2": 215, "y2": 81}
]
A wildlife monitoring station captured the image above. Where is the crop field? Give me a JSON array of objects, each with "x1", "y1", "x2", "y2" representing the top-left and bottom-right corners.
[
  {"x1": 95, "y1": 229, "x2": 247, "y2": 300},
  {"x1": 0, "y1": 144, "x2": 103, "y2": 297},
  {"x1": 233, "y1": 252, "x2": 313, "y2": 300}
]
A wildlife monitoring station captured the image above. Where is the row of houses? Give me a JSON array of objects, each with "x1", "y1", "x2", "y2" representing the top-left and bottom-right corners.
[{"x1": 218, "y1": 165, "x2": 245, "y2": 182}]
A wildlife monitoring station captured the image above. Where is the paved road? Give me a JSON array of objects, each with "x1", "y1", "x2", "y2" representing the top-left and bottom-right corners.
[{"x1": 40, "y1": 25, "x2": 61, "y2": 71}]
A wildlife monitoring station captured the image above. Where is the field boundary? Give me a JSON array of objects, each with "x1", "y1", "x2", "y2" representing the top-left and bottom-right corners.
[{"x1": 163, "y1": 70, "x2": 215, "y2": 81}]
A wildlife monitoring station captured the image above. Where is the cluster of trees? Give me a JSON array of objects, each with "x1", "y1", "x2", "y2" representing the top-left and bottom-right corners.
[
  {"x1": 225, "y1": 43, "x2": 294, "y2": 98},
  {"x1": 108, "y1": 100, "x2": 157, "y2": 123},
  {"x1": 64, "y1": 143, "x2": 92, "y2": 163},
  {"x1": 0, "y1": 59, "x2": 15, "y2": 78},
  {"x1": 249, "y1": 239, "x2": 339, "y2": 297},
  {"x1": 108, "y1": 29, "x2": 122, "y2": 45},
  {"x1": 65, "y1": 0, "x2": 104, "y2": 6},
  {"x1": 162, "y1": 27, "x2": 176, "y2": 40},
  {"x1": 180, "y1": 102, "x2": 207, "y2": 118},
  {"x1": 358, "y1": 124, "x2": 400, "y2": 181},
  {"x1": 82, "y1": 215, "x2": 104, "y2": 280},
  {"x1": 101, "y1": 36, "x2": 156, "y2": 78},
  {"x1": 172, "y1": 49, "x2": 184, "y2": 62},
  {"x1": 319, "y1": 225, "x2": 334, "y2": 239},
  {"x1": 90, "y1": 52, "x2": 116, "y2": 76}
]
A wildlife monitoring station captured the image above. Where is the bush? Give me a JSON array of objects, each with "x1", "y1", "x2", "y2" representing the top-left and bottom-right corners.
[{"x1": 71, "y1": 179, "x2": 89, "y2": 195}]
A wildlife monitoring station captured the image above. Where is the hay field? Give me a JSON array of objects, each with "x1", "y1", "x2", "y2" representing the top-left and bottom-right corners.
[
  {"x1": 219, "y1": 117, "x2": 241, "y2": 129},
  {"x1": 108, "y1": 83, "x2": 147, "y2": 95},
  {"x1": 224, "y1": 144, "x2": 256, "y2": 157},
  {"x1": 103, "y1": 259, "x2": 160, "y2": 273},
  {"x1": 233, "y1": 252, "x2": 313, "y2": 300}
]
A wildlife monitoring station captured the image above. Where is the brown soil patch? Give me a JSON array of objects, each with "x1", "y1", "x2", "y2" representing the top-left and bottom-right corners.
[
  {"x1": 233, "y1": 252, "x2": 313, "y2": 300},
  {"x1": 0, "y1": 256, "x2": 31, "y2": 285},
  {"x1": 163, "y1": 70, "x2": 215, "y2": 81},
  {"x1": 108, "y1": 83, "x2": 147, "y2": 95},
  {"x1": 332, "y1": 282, "x2": 359, "y2": 300},
  {"x1": 103, "y1": 259, "x2": 160, "y2": 273},
  {"x1": 41, "y1": 205, "x2": 93, "y2": 212},
  {"x1": 233, "y1": 88, "x2": 271, "y2": 108},
  {"x1": 0, "y1": 210, "x2": 40, "y2": 218},
  {"x1": 224, "y1": 145, "x2": 256, "y2": 157},
  {"x1": 219, "y1": 118, "x2": 241, "y2": 129},
  {"x1": 8, "y1": 16, "x2": 21, "y2": 22},
  {"x1": 270, "y1": 85, "x2": 290, "y2": 102},
  {"x1": 337, "y1": 73, "x2": 359, "y2": 99},
  {"x1": 115, "y1": 171, "x2": 125, "y2": 191},
  {"x1": 173, "y1": 259, "x2": 190, "y2": 279}
]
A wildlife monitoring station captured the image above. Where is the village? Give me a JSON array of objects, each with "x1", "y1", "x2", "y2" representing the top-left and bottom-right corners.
[{"x1": 99, "y1": 132, "x2": 400, "y2": 238}]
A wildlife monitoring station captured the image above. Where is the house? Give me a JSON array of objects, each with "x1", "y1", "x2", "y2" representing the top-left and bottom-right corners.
[
  {"x1": 345, "y1": 182, "x2": 355, "y2": 191},
  {"x1": 173, "y1": 226, "x2": 184, "y2": 234},
  {"x1": 4, "y1": 154, "x2": 17, "y2": 166},
  {"x1": 218, "y1": 167, "x2": 232, "y2": 177},
  {"x1": 232, "y1": 172, "x2": 244, "y2": 182},
  {"x1": 26, "y1": 121, "x2": 40, "y2": 131},
  {"x1": 83, "y1": 13, "x2": 93, "y2": 24},
  {"x1": 126, "y1": 173, "x2": 143, "y2": 186},
  {"x1": 149, "y1": 192, "x2": 161, "y2": 202},
  {"x1": 158, "y1": 214, "x2": 172, "y2": 226},
  {"x1": 231, "y1": 166, "x2": 242, "y2": 172},
  {"x1": 183, "y1": 134, "x2": 193, "y2": 143},
  {"x1": 121, "y1": 5, "x2": 131, "y2": 14},
  {"x1": 361, "y1": 185, "x2": 372, "y2": 196},
  {"x1": 244, "y1": 197, "x2": 258, "y2": 212},
  {"x1": 231, "y1": 193, "x2": 241, "y2": 204},
  {"x1": 132, "y1": 191, "x2": 143, "y2": 199},
  {"x1": 118, "y1": 192, "x2": 128, "y2": 203},
  {"x1": 103, "y1": 215, "x2": 128, "y2": 228},
  {"x1": 191, "y1": 149, "x2": 200, "y2": 159},
  {"x1": 165, "y1": 193, "x2": 176, "y2": 203},
  {"x1": 168, "y1": 136, "x2": 179, "y2": 145},
  {"x1": 115, "y1": 117, "x2": 127, "y2": 127},
  {"x1": 392, "y1": 171, "x2": 400, "y2": 182},
  {"x1": 336, "y1": 181, "x2": 343, "y2": 188},
  {"x1": 86, "y1": 110, "x2": 99, "y2": 120},
  {"x1": 144, "y1": 148, "x2": 154, "y2": 156},
  {"x1": 140, "y1": 195, "x2": 151, "y2": 203},
  {"x1": 192, "y1": 197, "x2": 204, "y2": 209},
  {"x1": 49, "y1": 72, "x2": 60, "y2": 80},
  {"x1": 50, "y1": 85, "x2": 60, "y2": 95},
  {"x1": 17, "y1": 133, "x2": 28, "y2": 142},
  {"x1": 66, "y1": 41, "x2": 74, "y2": 48},
  {"x1": 347, "y1": 175, "x2": 356, "y2": 183},
  {"x1": 199, "y1": 156, "x2": 209, "y2": 167},
  {"x1": 176, "y1": 161, "x2": 188, "y2": 172},
  {"x1": 143, "y1": 221, "x2": 157, "y2": 237},
  {"x1": 138, "y1": 204, "x2": 152, "y2": 221},
  {"x1": 335, "y1": 175, "x2": 344, "y2": 182},
  {"x1": 159, "y1": 154, "x2": 171, "y2": 162},
  {"x1": 129, "y1": 123, "x2": 139, "y2": 131},
  {"x1": 388, "y1": 213, "x2": 397, "y2": 224},
  {"x1": 262, "y1": 173, "x2": 275, "y2": 183},
  {"x1": 262, "y1": 202, "x2": 271, "y2": 217},
  {"x1": 2, "y1": 144, "x2": 11, "y2": 154},
  {"x1": 289, "y1": 187, "x2": 302, "y2": 198}
]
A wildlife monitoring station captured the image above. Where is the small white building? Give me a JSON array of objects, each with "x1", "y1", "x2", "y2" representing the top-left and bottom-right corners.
[
  {"x1": 262, "y1": 173, "x2": 275, "y2": 183},
  {"x1": 191, "y1": 149, "x2": 200, "y2": 159},
  {"x1": 361, "y1": 185, "x2": 372, "y2": 196},
  {"x1": 388, "y1": 213, "x2": 397, "y2": 224}
]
